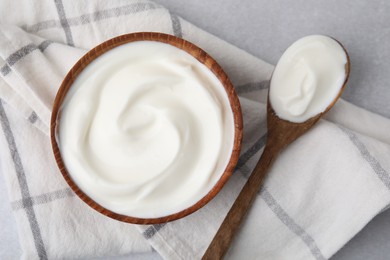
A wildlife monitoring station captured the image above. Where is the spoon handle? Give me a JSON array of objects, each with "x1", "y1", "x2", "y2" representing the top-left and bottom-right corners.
[{"x1": 202, "y1": 144, "x2": 277, "y2": 260}]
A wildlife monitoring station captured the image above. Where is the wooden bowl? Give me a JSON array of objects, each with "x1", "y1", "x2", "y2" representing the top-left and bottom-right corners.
[{"x1": 50, "y1": 32, "x2": 243, "y2": 224}]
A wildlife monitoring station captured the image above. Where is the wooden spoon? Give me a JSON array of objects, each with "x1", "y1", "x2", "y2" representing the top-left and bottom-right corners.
[{"x1": 202, "y1": 40, "x2": 350, "y2": 260}]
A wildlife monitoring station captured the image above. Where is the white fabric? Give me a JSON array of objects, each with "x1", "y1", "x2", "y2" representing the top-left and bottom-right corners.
[{"x1": 0, "y1": 1, "x2": 390, "y2": 259}]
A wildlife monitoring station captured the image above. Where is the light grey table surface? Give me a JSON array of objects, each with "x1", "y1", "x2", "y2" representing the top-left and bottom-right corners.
[{"x1": 1, "y1": 1, "x2": 389, "y2": 259}]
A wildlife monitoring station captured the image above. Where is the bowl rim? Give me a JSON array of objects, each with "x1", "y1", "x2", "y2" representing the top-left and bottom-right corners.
[{"x1": 50, "y1": 32, "x2": 243, "y2": 224}]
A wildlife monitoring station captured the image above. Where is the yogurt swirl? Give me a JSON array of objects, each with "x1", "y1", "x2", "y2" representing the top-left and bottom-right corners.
[{"x1": 58, "y1": 41, "x2": 234, "y2": 218}]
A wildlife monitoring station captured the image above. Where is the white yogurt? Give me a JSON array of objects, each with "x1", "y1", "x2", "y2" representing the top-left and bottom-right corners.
[
  {"x1": 270, "y1": 35, "x2": 348, "y2": 122},
  {"x1": 58, "y1": 41, "x2": 235, "y2": 218}
]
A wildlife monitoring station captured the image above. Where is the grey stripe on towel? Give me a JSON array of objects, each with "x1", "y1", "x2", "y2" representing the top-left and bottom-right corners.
[
  {"x1": 11, "y1": 188, "x2": 75, "y2": 210},
  {"x1": 237, "y1": 146, "x2": 325, "y2": 260},
  {"x1": 143, "y1": 224, "x2": 166, "y2": 239},
  {"x1": 236, "y1": 81, "x2": 269, "y2": 95},
  {"x1": 0, "y1": 40, "x2": 53, "y2": 76},
  {"x1": 53, "y1": 0, "x2": 74, "y2": 46},
  {"x1": 28, "y1": 111, "x2": 38, "y2": 124},
  {"x1": 236, "y1": 133, "x2": 267, "y2": 170},
  {"x1": 169, "y1": 11, "x2": 182, "y2": 38},
  {"x1": 261, "y1": 188, "x2": 326, "y2": 260},
  {"x1": 26, "y1": 3, "x2": 161, "y2": 33},
  {"x1": 0, "y1": 100, "x2": 48, "y2": 259},
  {"x1": 339, "y1": 126, "x2": 390, "y2": 190}
]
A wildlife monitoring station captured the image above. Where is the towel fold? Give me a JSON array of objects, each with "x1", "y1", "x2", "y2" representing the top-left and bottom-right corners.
[{"x1": 1, "y1": 1, "x2": 390, "y2": 259}]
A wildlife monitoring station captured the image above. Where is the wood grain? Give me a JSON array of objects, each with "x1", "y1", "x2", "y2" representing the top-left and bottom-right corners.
[
  {"x1": 50, "y1": 32, "x2": 243, "y2": 224},
  {"x1": 202, "y1": 40, "x2": 350, "y2": 259}
]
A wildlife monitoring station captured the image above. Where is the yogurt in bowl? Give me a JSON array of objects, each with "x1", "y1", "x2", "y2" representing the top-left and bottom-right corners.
[{"x1": 51, "y1": 33, "x2": 243, "y2": 223}]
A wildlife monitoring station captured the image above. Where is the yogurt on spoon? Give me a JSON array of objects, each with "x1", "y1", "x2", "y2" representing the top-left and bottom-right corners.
[{"x1": 270, "y1": 35, "x2": 348, "y2": 122}]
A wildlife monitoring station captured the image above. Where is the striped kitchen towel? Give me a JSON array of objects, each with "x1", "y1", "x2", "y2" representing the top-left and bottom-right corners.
[{"x1": 1, "y1": 0, "x2": 390, "y2": 259}]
